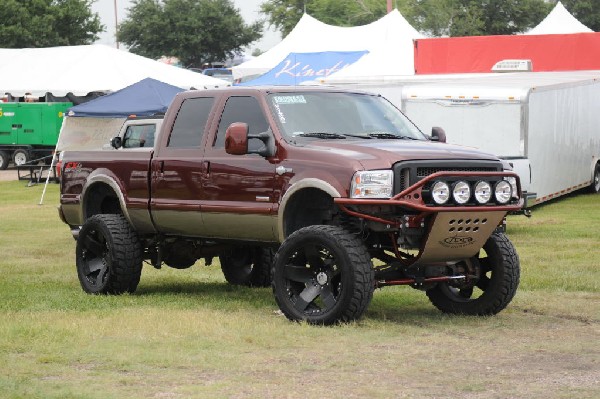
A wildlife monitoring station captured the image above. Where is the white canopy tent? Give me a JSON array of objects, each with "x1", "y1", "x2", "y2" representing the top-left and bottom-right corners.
[
  {"x1": 524, "y1": 1, "x2": 593, "y2": 35},
  {"x1": 0, "y1": 44, "x2": 228, "y2": 97},
  {"x1": 233, "y1": 10, "x2": 424, "y2": 81}
]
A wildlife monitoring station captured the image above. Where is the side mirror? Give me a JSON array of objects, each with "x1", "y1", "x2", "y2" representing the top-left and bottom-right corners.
[
  {"x1": 110, "y1": 136, "x2": 123, "y2": 149},
  {"x1": 431, "y1": 127, "x2": 446, "y2": 143},
  {"x1": 225, "y1": 122, "x2": 276, "y2": 158},
  {"x1": 225, "y1": 122, "x2": 249, "y2": 155}
]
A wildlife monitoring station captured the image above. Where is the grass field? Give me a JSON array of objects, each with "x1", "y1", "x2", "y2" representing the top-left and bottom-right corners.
[{"x1": 0, "y1": 180, "x2": 598, "y2": 398}]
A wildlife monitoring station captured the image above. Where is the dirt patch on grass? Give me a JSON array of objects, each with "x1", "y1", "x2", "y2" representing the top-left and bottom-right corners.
[{"x1": 0, "y1": 169, "x2": 18, "y2": 181}]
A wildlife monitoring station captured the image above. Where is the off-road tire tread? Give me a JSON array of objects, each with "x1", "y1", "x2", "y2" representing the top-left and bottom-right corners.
[
  {"x1": 250, "y1": 247, "x2": 275, "y2": 287},
  {"x1": 426, "y1": 232, "x2": 519, "y2": 316},
  {"x1": 220, "y1": 247, "x2": 275, "y2": 287},
  {"x1": 272, "y1": 225, "x2": 374, "y2": 325},
  {"x1": 77, "y1": 214, "x2": 143, "y2": 295}
]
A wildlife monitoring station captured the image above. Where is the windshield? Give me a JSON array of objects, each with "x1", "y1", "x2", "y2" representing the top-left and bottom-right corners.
[{"x1": 267, "y1": 92, "x2": 426, "y2": 142}]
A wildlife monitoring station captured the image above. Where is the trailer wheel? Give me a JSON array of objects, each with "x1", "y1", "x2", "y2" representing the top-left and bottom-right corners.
[
  {"x1": 426, "y1": 232, "x2": 519, "y2": 316},
  {"x1": 76, "y1": 214, "x2": 143, "y2": 294},
  {"x1": 272, "y1": 225, "x2": 374, "y2": 325},
  {"x1": 13, "y1": 150, "x2": 29, "y2": 166},
  {"x1": 0, "y1": 151, "x2": 9, "y2": 170},
  {"x1": 590, "y1": 163, "x2": 600, "y2": 194},
  {"x1": 220, "y1": 247, "x2": 274, "y2": 287}
]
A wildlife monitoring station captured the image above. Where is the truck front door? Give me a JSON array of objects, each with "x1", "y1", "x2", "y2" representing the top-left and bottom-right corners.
[{"x1": 200, "y1": 95, "x2": 279, "y2": 241}]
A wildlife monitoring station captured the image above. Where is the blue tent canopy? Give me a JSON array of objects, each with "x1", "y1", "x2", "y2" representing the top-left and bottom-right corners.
[
  {"x1": 67, "y1": 78, "x2": 184, "y2": 117},
  {"x1": 239, "y1": 51, "x2": 368, "y2": 86}
]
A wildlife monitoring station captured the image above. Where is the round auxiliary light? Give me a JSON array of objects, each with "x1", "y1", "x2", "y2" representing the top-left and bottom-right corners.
[
  {"x1": 494, "y1": 180, "x2": 513, "y2": 204},
  {"x1": 431, "y1": 181, "x2": 450, "y2": 205},
  {"x1": 474, "y1": 181, "x2": 492, "y2": 204},
  {"x1": 452, "y1": 181, "x2": 471, "y2": 204}
]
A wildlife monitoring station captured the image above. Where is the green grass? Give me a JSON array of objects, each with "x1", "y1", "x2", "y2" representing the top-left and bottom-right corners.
[{"x1": 0, "y1": 180, "x2": 599, "y2": 398}]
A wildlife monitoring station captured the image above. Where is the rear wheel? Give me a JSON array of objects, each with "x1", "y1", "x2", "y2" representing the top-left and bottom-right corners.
[
  {"x1": 272, "y1": 225, "x2": 374, "y2": 325},
  {"x1": 219, "y1": 247, "x2": 274, "y2": 287},
  {"x1": 0, "y1": 151, "x2": 9, "y2": 170},
  {"x1": 426, "y1": 232, "x2": 519, "y2": 315},
  {"x1": 590, "y1": 163, "x2": 600, "y2": 194},
  {"x1": 13, "y1": 149, "x2": 29, "y2": 166},
  {"x1": 76, "y1": 214, "x2": 143, "y2": 294}
]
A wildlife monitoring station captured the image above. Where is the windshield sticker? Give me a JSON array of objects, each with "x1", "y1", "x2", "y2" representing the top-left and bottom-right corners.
[
  {"x1": 273, "y1": 102, "x2": 286, "y2": 124},
  {"x1": 273, "y1": 95, "x2": 306, "y2": 104}
]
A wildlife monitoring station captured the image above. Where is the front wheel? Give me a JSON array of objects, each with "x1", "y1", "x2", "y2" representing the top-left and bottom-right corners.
[
  {"x1": 76, "y1": 214, "x2": 143, "y2": 294},
  {"x1": 426, "y1": 232, "x2": 520, "y2": 316},
  {"x1": 219, "y1": 247, "x2": 275, "y2": 287},
  {"x1": 272, "y1": 225, "x2": 374, "y2": 325}
]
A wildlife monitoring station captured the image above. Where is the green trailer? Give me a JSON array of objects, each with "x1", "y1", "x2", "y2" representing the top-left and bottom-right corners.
[{"x1": 0, "y1": 102, "x2": 72, "y2": 169}]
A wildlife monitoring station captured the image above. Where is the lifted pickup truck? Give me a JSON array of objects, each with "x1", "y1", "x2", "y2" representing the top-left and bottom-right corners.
[{"x1": 59, "y1": 86, "x2": 523, "y2": 325}]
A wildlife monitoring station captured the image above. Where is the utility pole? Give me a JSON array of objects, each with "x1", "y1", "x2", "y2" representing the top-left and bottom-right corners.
[{"x1": 114, "y1": 0, "x2": 120, "y2": 49}]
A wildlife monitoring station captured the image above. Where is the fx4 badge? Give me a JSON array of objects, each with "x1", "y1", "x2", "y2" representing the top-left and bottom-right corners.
[{"x1": 440, "y1": 235, "x2": 474, "y2": 248}]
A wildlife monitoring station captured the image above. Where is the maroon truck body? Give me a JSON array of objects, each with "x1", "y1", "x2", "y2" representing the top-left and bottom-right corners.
[{"x1": 59, "y1": 86, "x2": 523, "y2": 325}]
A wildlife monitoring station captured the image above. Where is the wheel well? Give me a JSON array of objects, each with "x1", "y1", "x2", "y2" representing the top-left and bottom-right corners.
[
  {"x1": 84, "y1": 183, "x2": 122, "y2": 221},
  {"x1": 283, "y1": 188, "x2": 335, "y2": 238}
]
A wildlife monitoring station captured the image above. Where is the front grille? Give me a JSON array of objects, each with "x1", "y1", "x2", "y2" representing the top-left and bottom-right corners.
[{"x1": 394, "y1": 160, "x2": 502, "y2": 193}]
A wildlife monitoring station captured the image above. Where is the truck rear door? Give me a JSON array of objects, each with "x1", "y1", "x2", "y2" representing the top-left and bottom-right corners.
[{"x1": 150, "y1": 95, "x2": 216, "y2": 235}]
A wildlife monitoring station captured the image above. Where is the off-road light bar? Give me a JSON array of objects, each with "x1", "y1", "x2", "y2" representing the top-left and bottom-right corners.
[
  {"x1": 431, "y1": 181, "x2": 450, "y2": 204},
  {"x1": 494, "y1": 180, "x2": 513, "y2": 204},
  {"x1": 474, "y1": 180, "x2": 492, "y2": 204},
  {"x1": 452, "y1": 181, "x2": 471, "y2": 204}
]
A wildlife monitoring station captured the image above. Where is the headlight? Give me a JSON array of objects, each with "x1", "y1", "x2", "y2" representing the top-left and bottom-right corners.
[
  {"x1": 505, "y1": 177, "x2": 519, "y2": 199},
  {"x1": 351, "y1": 170, "x2": 393, "y2": 199},
  {"x1": 494, "y1": 180, "x2": 513, "y2": 204},
  {"x1": 452, "y1": 181, "x2": 471, "y2": 204},
  {"x1": 431, "y1": 181, "x2": 450, "y2": 204},
  {"x1": 474, "y1": 181, "x2": 492, "y2": 204}
]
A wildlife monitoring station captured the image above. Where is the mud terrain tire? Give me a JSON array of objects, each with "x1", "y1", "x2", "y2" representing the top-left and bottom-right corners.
[
  {"x1": 220, "y1": 247, "x2": 275, "y2": 287},
  {"x1": 426, "y1": 232, "x2": 519, "y2": 315},
  {"x1": 272, "y1": 225, "x2": 374, "y2": 325},
  {"x1": 76, "y1": 214, "x2": 143, "y2": 294}
]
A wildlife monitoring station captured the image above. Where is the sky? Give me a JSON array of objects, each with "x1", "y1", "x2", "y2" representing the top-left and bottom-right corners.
[{"x1": 91, "y1": 0, "x2": 281, "y2": 54}]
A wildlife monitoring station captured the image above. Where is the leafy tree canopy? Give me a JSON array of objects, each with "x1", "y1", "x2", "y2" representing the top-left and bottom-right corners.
[
  {"x1": 260, "y1": 0, "x2": 387, "y2": 37},
  {"x1": 260, "y1": 0, "x2": 555, "y2": 37},
  {"x1": 0, "y1": 0, "x2": 103, "y2": 47},
  {"x1": 559, "y1": 0, "x2": 600, "y2": 32},
  {"x1": 118, "y1": 0, "x2": 263, "y2": 67}
]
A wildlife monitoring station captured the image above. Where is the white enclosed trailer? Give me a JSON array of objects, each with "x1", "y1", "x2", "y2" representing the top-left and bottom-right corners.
[{"x1": 399, "y1": 71, "x2": 600, "y2": 206}]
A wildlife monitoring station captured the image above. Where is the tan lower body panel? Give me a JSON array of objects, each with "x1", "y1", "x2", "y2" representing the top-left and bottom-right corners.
[{"x1": 414, "y1": 211, "x2": 506, "y2": 265}]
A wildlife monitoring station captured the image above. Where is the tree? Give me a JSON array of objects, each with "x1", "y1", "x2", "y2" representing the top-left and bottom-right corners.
[
  {"x1": 403, "y1": 0, "x2": 552, "y2": 36},
  {"x1": 261, "y1": 0, "x2": 553, "y2": 38},
  {"x1": 0, "y1": 0, "x2": 103, "y2": 48},
  {"x1": 560, "y1": 0, "x2": 600, "y2": 32},
  {"x1": 260, "y1": 0, "x2": 387, "y2": 37},
  {"x1": 118, "y1": 0, "x2": 263, "y2": 67}
]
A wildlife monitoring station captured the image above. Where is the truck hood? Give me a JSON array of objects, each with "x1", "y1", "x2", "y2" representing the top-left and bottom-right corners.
[{"x1": 304, "y1": 139, "x2": 500, "y2": 170}]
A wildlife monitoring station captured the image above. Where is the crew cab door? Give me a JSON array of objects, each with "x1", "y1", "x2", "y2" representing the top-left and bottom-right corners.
[
  {"x1": 150, "y1": 96, "x2": 216, "y2": 235},
  {"x1": 200, "y1": 95, "x2": 279, "y2": 241}
]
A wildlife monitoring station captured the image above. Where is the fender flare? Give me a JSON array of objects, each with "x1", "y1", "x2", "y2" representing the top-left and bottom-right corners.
[{"x1": 277, "y1": 178, "x2": 342, "y2": 242}]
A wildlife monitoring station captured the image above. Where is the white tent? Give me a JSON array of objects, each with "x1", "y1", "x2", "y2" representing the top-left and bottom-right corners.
[
  {"x1": 233, "y1": 10, "x2": 424, "y2": 81},
  {"x1": 525, "y1": 1, "x2": 593, "y2": 35},
  {"x1": 0, "y1": 44, "x2": 228, "y2": 97}
]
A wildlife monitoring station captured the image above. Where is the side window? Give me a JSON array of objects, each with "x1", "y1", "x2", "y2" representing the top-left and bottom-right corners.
[
  {"x1": 123, "y1": 124, "x2": 156, "y2": 148},
  {"x1": 168, "y1": 97, "x2": 214, "y2": 148},
  {"x1": 214, "y1": 96, "x2": 269, "y2": 151}
]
